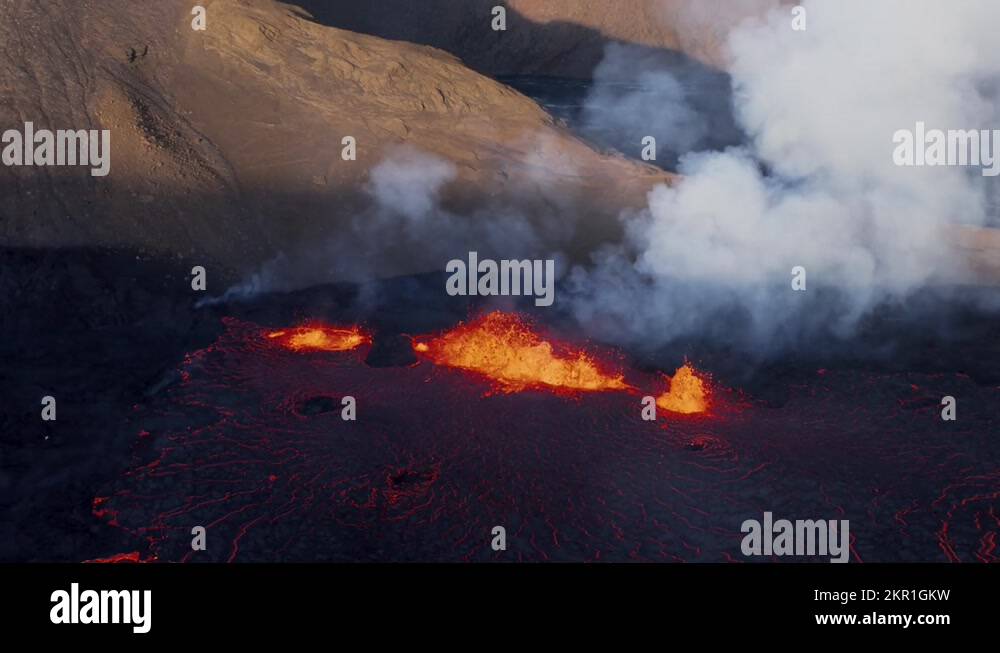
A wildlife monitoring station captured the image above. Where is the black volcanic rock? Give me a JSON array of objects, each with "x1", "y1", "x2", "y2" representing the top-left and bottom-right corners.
[{"x1": 364, "y1": 333, "x2": 418, "y2": 368}]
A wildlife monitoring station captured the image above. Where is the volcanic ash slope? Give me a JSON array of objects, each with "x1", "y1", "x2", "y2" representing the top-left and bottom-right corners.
[{"x1": 0, "y1": 0, "x2": 668, "y2": 278}]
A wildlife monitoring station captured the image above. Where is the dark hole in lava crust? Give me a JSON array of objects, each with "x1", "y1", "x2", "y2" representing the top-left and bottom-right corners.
[
  {"x1": 685, "y1": 436, "x2": 715, "y2": 451},
  {"x1": 364, "y1": 333, "x2": 418, "y2": 368},
  {"x1": 389, "y1": 468, "x2": 437, "y2": 488},
  {"x1": 296, "y1": 396, "x2": 340, "y2": 416}
]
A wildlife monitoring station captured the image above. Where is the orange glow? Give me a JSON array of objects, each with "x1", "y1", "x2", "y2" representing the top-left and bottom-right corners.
[
  {"x1": 266, "y1": 325, "x2": 371, "y2": 352},
  {"x1": 84, "y1": 552, "x2": 145, "y2": 564},
  {"x1": 413, "y1": 311, "x2": 628, "y2": 394},
  {"x1": 656, "y1": 363, "x2": 710, "y2": 414}
]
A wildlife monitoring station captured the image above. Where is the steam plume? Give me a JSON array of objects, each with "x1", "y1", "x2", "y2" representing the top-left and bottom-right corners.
[{"x1": 570, "y1": 0, "x2": 1000, "y2": 353}]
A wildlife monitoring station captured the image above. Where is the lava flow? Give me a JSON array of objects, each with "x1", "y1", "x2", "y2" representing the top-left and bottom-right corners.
[
  {"x1": 413, "y1": 311, "x2": 629, "y2": 394},
  {"x1": 90, "y1": 317, "x2": 1000, "y2": 563},
  {"x1": 657, "y1": 363, "x2": 710, "y2": 414},
  {"x1": 266, "y1": 325, "x2": 371, "y2": 352}
]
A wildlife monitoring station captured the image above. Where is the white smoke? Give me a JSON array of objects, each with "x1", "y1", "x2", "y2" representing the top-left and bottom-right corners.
[
  {"x1": 571, "y1": 0, "x2": 1000, "y2": 352},
  {"x1": 366, "y1": 146, "x2": 456, "y2": 222},
  {"x1": 348, "y1": 146, "x2": 561, "y2": 280},
  {"x1": 206, "y1": 146, "x2": 563, "y2": 304},
  {"x1": 581, "y1": 43, "x2": 711, "y2": 164},
  {"x1": 209, "y1": 0, "x2": 998, "y2": 354}
]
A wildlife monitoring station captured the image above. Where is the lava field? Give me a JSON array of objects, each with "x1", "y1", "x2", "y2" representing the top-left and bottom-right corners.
[{"x1": 88, "y1": 309, "x2": 999, "y2": 563}]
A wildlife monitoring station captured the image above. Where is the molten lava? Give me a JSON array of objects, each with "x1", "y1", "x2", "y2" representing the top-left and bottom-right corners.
[
  {"x1": 266, "y1": 325, "x2": 370, "y2": 352},
  {"x1": 656, "y1": 363, "x2": 710, "y2": 414},
  {"x1": 83, "y1": 552, "x2": 146, "y2": 564},
  {"x1": 413, "y1": 311, "x2": 628, "y2": 394}
]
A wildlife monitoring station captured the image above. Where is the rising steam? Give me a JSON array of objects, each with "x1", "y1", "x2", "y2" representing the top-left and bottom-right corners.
[
  {"x1": 570, "y1": 0, "x2": 1000, "y2": 353},
  {"x1": 211, "y1": 0, "x2": 998, "y2": 360}
]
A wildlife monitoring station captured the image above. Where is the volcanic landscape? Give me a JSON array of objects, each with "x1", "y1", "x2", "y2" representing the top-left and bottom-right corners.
[
  {"x1": 2, "y1": 0, "x2": 999, "y2": 565},
  {"x1": 3, "y1": 248, "x2": 999, "y2": 563},
  {"x1": 5, "y1": 260, "x2": 994, "y2": 564}
]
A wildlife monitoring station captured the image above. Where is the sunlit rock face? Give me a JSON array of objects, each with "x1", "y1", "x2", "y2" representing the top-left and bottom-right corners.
[{"x1": 0, "y1": 0, "x2": 668, "y2": 279}]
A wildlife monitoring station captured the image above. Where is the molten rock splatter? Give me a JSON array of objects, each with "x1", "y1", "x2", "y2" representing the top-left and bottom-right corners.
[
  {"x1": 657, "y1": 364, "x2": 710, "y2": 414},
  {"x1": 413, "y1": 311, "x2": 628, "y2": 394},
  {"x1": 267, "y1": 325, "x2": 371, "y2": 352}
]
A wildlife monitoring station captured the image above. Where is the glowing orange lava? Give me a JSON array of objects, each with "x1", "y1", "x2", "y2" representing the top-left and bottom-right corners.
[
  {"x1": 656, "y1": 363, "x2": 710, "y2": 414},
  {"x1": 83, "y1": 552, "x2": 146, "y2": 564},
  {"x1": 266, "y1": 325, "x2": 371, "y2": 352},
  {"x1": 413, "y1": 311, "x2": 629, "y2": 394}
]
